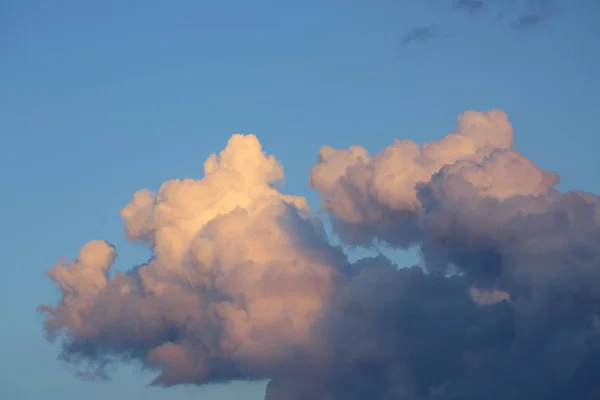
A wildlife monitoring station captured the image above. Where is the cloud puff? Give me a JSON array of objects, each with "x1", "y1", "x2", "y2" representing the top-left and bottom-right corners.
[
  {"x1": 310, "y1": 109, "x2": 516, "y2": 244},
  {"x1": 40, "y1": 134, "x2": 344, "y2": 385},
  {"x1": 309, "y1": 110, "x2": 598, "y2": 284},
  {"x1": 41, "y1": 113, "x2": 600, "y2": 399},
  {"x1": 305, "y1": 108, "x2": 600, "y2": 399}
]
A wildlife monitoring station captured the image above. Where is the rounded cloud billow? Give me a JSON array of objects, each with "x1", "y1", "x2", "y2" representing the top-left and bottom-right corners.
[{"x1": 40, "y1": 110, "x2": 600, "y2": 399}]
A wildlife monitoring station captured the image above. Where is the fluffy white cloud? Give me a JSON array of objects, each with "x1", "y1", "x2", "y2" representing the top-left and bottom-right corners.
[{"x1": 40, "y1": 134, "x2": 341, "y2": 385}]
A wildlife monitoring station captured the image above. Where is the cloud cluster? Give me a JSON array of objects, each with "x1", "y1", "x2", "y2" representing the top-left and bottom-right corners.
[
  {"x1": 449, "y1": 0, "x2": 560, "y2": 27},
  {"x1": 307, "y1": 109, "x2": 600, "y2": 398},
  {"x1": 401, "y1": 0, "x2": 562, "y2": 48},
  {"x1": 40, "y1": 111, "x2": 600, "y2": 399}
]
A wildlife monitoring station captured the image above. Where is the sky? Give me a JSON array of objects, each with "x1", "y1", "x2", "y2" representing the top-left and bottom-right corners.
[{"x1": 1, "y1": 1, "x2": 599, "y2": 399}]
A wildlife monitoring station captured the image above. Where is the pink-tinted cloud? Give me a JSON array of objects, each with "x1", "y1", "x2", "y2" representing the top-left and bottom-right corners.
[{"x1": 40, "y1": 112, "x2": 600, "y2": 399}]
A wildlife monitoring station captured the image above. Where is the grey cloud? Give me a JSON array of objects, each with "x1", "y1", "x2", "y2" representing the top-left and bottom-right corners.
[
  {"x1": 266, "y1": 265, "x2": 518, "y2": 400},
  {"x1": 511, "y1": 0, "x2": 560, "y2": 28},
  {"x1": 401, "y1": 25, "x2": 438, "y2": 45},
  {"x1": 413, "y1": 0, "x2": 562, "y2": 40},
  {"x1": 306, "y1": 109, "x2": 600, "y2": 398},
  {"x1": 512, "y1": 13, "x2": 547, "y2": 29},
  {"x1": 453, "y1": 0, "x2": 487, "y2": 13}
]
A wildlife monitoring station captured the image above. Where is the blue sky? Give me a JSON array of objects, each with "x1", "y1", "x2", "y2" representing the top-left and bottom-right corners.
[{"x1": 1, "y1": 1, "x2": 599, "y2": 399}]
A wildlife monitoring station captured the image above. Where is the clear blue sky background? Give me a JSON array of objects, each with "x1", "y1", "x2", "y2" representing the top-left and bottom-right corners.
[{"x1": 1, "y1": 1, "x2": 598, "y2": 399}]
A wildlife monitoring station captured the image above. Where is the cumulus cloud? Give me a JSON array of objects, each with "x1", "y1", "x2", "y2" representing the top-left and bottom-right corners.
[
  {"x1": 40, "y1": 134, "x2": 345, "y2": 385},
  {"x1": 307, "y1": 108, "x2": 600, "y2": 398},
  {"x1": 310, "y1": 109, "x2": 516, "y2": 245},
  {"x1": 41, "y1": 113, "x2": 600, "y2": 399}
]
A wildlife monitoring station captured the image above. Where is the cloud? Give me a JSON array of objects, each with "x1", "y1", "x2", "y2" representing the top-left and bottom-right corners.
[
  {"x1": 40, "y1": 134, "x2": 346, "y2": 385},
  {"x1": 310, "y1": 109, "x2": 517, "y2": 246},
  {"x1": 453, "y1": 0, "x2": 487, "y2": 14},
  {"x1": 266, "y1": 265, "x2": 519, "y2": 400},
  {"x1": 400, "y1": 25, "x2": 438, "y2": 45},
  {"x1": 510, "y1": 0, "x2": 560, "y2": 29},
  {"x1": 307, "y1": 108, "x2": 600, "y2": 398},
  {"x1": 405, "y1": 0, "x2": 562, "y2": 44},
  {"x1": 512, "y1": 13, "x2": 544, "y2": 28},
  {"x1": 40, "y1": 113, "x2": 600, "y2": 399}
]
